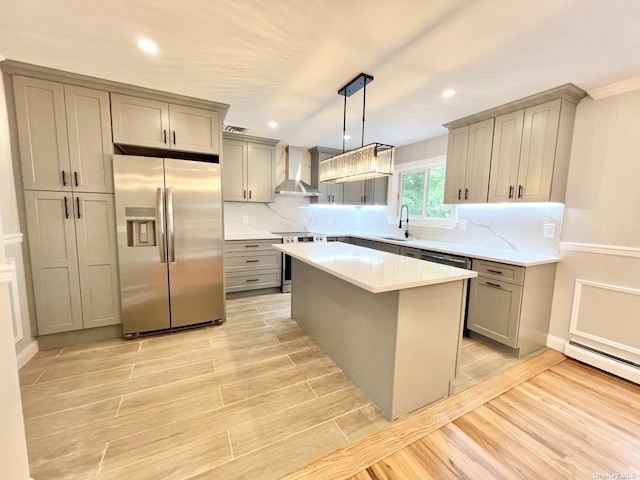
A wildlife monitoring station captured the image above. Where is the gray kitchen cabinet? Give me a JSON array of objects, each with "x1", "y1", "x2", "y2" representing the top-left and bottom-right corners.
[
  {"x1": 359, "y1": 238, "x2": 401, "y2": 254},
  {"x1": 309, "y1": 146, "x2": 343, "y2": 204},
  {"x1": 467, "y1": 259, "x2": 556, "y2": 357},
  {"x1": 399, "y1": 246, "x2": 422, "y2": 258},
  {"x1": 444, "y1": 118, "x2": 494, "y2": 204},
  {"x1": 224, "y1": 239, "x2": 282, "y2": 293},
  {"x1": 445, "y1": 84, "x2": 585, "y2": 204},
  {"x1": 342, "y1": 177, "x2": 388, "y2": 205},
  {"x1": 111, "y1": 94, "x2": 220, "y2": 154},
  {"x1": 24, "y1": 191, "x2": 120, "y2": 334},
  {"x1": 222, "y1": 133, "x2": 277, "y2": 203},
  {"x1": 13, "y1": 77, "x2": 114, "y2": 193}
]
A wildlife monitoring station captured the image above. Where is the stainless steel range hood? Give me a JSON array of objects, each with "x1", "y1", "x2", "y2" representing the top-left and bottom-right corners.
[{"x1": 275, "y1": 146, "x2": 322, "y2": 196}]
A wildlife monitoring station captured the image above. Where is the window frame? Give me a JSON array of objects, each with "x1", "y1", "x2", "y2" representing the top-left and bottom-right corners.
[{"x1": 386, "y1": 155, "x2": 458, "y2": 229}]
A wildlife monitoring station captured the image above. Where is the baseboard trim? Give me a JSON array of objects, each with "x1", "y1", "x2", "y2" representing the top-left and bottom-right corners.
[
  {"x1": 546, "y1": 334, "x2": 568, "y2": 352},
  {"x1": 564, "y1": 343, "x2": 640, "y2": 385},
  {"x1": 17, "y1": 339, "x2": 38, "y2": 370}
]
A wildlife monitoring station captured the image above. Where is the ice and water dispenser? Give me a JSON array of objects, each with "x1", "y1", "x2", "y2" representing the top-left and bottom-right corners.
[{"x1": 125, "y1": 207, "x2": 157, "y2": 247}]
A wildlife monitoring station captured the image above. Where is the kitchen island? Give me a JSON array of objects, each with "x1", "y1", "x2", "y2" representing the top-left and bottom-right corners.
[{"x1": 273, "y1": 242, "x2": 477, "y2": 420}]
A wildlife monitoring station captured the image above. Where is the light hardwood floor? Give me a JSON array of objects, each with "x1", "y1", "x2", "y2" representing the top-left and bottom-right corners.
[{"x1": 20, "y1": 293, "x2": 607, "y2": 479}]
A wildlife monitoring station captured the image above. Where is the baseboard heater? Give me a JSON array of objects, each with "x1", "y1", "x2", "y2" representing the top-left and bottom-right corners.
[{"x1": 566, "y1": 340, "x2": 640, "y2": 384}]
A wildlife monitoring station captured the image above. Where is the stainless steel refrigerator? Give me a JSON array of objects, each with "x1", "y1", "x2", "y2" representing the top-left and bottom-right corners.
[{"x1": 113, "y1": 154, "x2": 224, "y2": 336}]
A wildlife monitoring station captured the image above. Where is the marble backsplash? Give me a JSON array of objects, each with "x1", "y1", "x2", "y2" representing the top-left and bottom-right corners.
[{"x1": 224, "y1": 199, "x2": 564, "y2": 256}]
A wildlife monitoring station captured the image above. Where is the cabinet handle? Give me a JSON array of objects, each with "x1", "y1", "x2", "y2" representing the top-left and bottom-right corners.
[
  {"x1": 331, "y1": 195, "x2": 334, "y2": 202},
  {"x1": 62, "y1": 170, "x2": 67, "y2": 186},
  {"x1": 363, "y1": 195, "x2": 367, "y2": 203},
  {"x1": 485, "y1": 282, "x2": 502, "y2": 288},
  {"x1": 518, "y1": 185, "x2": 523, "y2": 199},
  {"x1": 245, "y1": 259, "x2": 260, "y2": 263},
  {"x1": 245, "y1": 244, "x2": 260, "y2": 248},
  {"x1": 173, "y1": 131, "x2": 176, "y2": 145},
  {"x1": 243, "y1": 190, "x2": 247, "y2": 199},
  {"x1": 74, "y1": 171, "x2": 79, "y2": 187},
  {"x1": 163, "y1": 129, "x2": 167, "y2": 144},
  {"x1": 508, "y1": 185, "x2": 514, "y2": 199},
  {"x1": 486, "y1": 269, "x2": 503, "y2": 274},
  {"x1": 458, "y1": 189, "x2": 462, "y2": 200},
  {"x1": 76, "y1": 197, "x2": 81, "y2": 219},
  {"x1": 249, "y1": 190, "x2": 252, "y2": 200},
  {"x1": 245, "y1": 279, "x2": 260, "y2": 283},
  {"x1": 63, "y1": 196, "x2": 69, "y2": 218},
  {"x1": 464, "y1": 188, "x2": 469, "y2": 200}
]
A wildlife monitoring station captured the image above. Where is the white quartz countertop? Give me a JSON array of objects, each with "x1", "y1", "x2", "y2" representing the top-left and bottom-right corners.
[
  {"x1": 273, "y1": 242, "x2": 477, "y2": 293},
  {"x1": 225, "y1": 233, "x2": 282, "y2": 241},
  {"x1": 344, "y1": 233, "x2": 560, "y2": 267}
]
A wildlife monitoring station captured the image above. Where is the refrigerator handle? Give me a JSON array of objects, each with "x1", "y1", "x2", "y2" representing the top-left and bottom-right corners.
[
  {"x1": 167, "y1": 186, "x2": 176, "y2": 263},
  {"x1": 157, "y1": 187, "x2": 167, "y2": 264}
]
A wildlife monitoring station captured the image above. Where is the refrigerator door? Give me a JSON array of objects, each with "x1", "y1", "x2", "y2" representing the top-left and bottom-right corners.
[
  {"x1": 113, "y1": 155, "x2": 171, "y2": 334},
  {"x1": 164, "y1": 158, "x2": 224, "y2": 327}
]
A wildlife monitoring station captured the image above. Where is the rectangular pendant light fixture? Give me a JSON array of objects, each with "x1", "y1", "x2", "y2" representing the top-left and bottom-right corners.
[{"x1": 319, "y1": 73, "x2": 394, "y2": 184}]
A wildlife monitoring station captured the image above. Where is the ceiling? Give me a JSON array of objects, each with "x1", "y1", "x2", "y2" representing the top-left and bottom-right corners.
[{"x1": 1, "y1": 0, "x2": 640, "y2": 150}]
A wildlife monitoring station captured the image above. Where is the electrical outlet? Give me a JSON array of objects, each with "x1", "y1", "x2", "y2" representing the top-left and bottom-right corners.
[
  {"x1": 458, "y1": 220, "x2": 466, "y2": 231},
  {"x1": 544, "y1": 223, "x2": 555, "y2": 238},
  {"x1": 242, "y1": 216, "x2": 249, "y2": 224}
]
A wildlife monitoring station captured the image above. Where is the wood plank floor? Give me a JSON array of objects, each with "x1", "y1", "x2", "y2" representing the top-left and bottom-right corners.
[
  {"x1": 22, "y1": 292, "x2": 631, "y2": 480},
  {"x1": 341, "y1": 359, "x2": 640, "y2": 479}
]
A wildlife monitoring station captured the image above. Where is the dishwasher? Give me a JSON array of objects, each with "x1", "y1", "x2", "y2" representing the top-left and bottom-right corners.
[{"x1": 420, "y1": 250, "x2": 472, "y2": 336}]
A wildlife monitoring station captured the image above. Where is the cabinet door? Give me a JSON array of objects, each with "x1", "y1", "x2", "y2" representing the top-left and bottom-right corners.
[
  {"x1": 488, "y1": 110, "x2": 524, "y2": 202},
  {"x1": 169, "y1": 104, "x2": 220, "y2": 154},
  {"x1": 65, "y1": 86, "x2": 114, "y2": 193},
  {"x1": 342, "y1": 181, "x2": 365, "y2": 204},
  {"x1": 444, "y1": 125, "x2": 469, "y2": 204},
  {"x1": 364, "y1": 177, "x2": 388, "y2": 205},
  {"x1": 517, "y1": 99, "x2": 561, "y2": 202},
  {"x1": 111, "y1": 94, "x2": 169, "y2": 149},
  {"x1": 24, "y1": 191, "x2": 83, "y2": 334},
  {"x1": 467, "y1": 277, "x2": 522, "y2": 348},
  {"x1": 13, "y1": 76, "x2": 71, "y2": 191},
  {"x1": 315, "y1": 180, "x2": 332, "y2": 204},
  {"x1": 330, "y1": 183, "x2": 344, "y2": 204},
  {"x1": 222, "y1": 139, "x2": 247, "y2": 201},
  {"x1": 464, "y1": 118, "x2": 494, "y2": 203},
  {"x1": 74, "y1": 193, "x2": 121, "y2": 329},
  {"x1": 247, "y1": 143, "x2": 275, "y2": 202}
]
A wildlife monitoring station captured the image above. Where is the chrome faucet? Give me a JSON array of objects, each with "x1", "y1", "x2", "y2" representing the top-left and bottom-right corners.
[{"x1": 399, "y1": 204, "x2": 410, "y2": 238}]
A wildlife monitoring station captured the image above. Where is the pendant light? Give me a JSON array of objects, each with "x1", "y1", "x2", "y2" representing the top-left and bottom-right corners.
[{"x1": 319, "y1": 73, "x2": 394, "y2": 184}]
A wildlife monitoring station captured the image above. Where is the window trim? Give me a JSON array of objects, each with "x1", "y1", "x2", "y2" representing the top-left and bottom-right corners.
[{"x1": 386, "y1": 155, "x2": 458, "y2": 229}]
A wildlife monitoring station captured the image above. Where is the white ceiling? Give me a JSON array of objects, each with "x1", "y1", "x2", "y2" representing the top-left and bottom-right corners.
[{"x1": 1, "y1": 0, "x2": 640, "y2": 150}]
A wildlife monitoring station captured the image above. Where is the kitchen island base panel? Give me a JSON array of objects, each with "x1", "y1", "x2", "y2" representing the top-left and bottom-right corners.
[{"x1": 291, "y1": 259, "x2": 466, "y2": 420}]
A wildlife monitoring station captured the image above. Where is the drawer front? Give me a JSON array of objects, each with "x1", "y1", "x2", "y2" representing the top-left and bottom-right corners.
[
  {"x1": 473, "y1": 259, "x2": 524, "y2": 285},
  {"x1": 400, "y1": 246, "x2": 422, "y2": 258},
  {"x1": 225, "y1": 239, "x2": 281, "y2": 253},
  {"x1": 225, "y1": 251, "x2": 281, "y2": 272},
  {"x1": 225, "y1": 270, "x2": 281, "y2": 292},
  {"x1": 360, "y1": 239, "x2": 401, "y2": 254}
]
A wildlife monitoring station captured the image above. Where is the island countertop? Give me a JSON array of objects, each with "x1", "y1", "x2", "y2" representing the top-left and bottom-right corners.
[{"x1": 273, "y1": 242, "x2": 476, "y2": 293}]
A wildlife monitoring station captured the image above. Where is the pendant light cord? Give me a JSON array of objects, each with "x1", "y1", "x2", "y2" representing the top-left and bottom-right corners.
[
  {"x1": 361, "y1": 81, "x2": 367, "y2": 147},
  {"x1": 342, "y1": 92, "x2": 347, "y2": 153}
]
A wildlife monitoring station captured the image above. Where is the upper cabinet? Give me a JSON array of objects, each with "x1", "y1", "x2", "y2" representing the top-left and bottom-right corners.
[
  {"x1": 444, "y1": 118, "x2": 494, "y2": 204},
  {"x1": 309, "y1": 146, "x2": 343, "y2": 204},
  {"x1": 13, "y1": 76, "x2": 114, "y2": 193},
  {"x1": 111, "y1": 94, "x2": 220, "y2": 155},
  {"x1": 222, "y1": 133, "x2": 277, "y2": 203},
  {"x1": 444, "y1": 84, "x2": 586, "y2": 204}
]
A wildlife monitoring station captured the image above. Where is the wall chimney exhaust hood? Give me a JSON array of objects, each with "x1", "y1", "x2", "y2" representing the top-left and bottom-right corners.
[{"x1": 275, "y1": 146, "x2": 322, "y2": 196}]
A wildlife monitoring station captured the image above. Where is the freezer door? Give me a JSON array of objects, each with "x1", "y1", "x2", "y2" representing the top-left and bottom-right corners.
[
  {"x1": 113, "y1": 155, "x2": 170, "y2": 334},
  {"x1": 164, "y1": 158, "x2": 224, "y2": 327}
]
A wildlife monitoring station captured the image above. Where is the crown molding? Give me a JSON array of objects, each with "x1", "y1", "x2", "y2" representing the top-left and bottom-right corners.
[{"x1": 588, "y1": 76, "x2": 640, "y2": 100}]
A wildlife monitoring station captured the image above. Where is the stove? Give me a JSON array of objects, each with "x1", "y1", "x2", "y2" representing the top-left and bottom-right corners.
[{"x1": 272, "y1": 232, "x2": 326, "y2": 292}]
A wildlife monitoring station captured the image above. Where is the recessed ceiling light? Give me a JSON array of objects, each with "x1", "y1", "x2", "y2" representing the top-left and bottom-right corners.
[
  {"x1": 137, "y1": 38, "x2": 158, "y2": 54},
  {"x1": 268, "y1": 121, "x2": 278, "y2": 129},
  {"x1": 442, "y1": 89, "x2": 456, "y2": 98}
]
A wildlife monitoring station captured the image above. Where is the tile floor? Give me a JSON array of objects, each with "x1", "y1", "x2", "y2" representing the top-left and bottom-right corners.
[{"x1": 19, "y1": 292, "x2": 542, "y2": 480}]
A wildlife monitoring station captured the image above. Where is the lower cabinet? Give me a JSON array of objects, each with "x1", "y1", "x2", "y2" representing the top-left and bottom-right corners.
[
  {"x1": 24, "y1": 191, "x2": 120, "y2": 334},
  {"x1": 467, "y1": 259, "x2": 556, "y2": 357},
  {"x1": 224, "y1": 239, "x2": 282, "y2": 293},
  {"x1": 359, "y1": 239, "x2": 401, "y2": 254}
]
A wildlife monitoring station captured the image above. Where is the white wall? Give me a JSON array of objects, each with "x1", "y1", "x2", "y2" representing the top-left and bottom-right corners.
[
  {"x1": 0, "y1": 63, "x2": 35, "y2": 359},
  {"x1": 549, "y1": 88, "x2": 640, "y2": 370}
]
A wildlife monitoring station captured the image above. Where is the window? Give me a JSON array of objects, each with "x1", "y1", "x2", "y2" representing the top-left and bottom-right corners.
[{"x1": 388, "y1": 156, "x2": 457, "y2": 228}]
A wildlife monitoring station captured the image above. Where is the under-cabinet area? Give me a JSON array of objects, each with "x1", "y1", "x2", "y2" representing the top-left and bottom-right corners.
[{"x1": 224, "y1": 239, "x2": 282, "y2": 293}]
